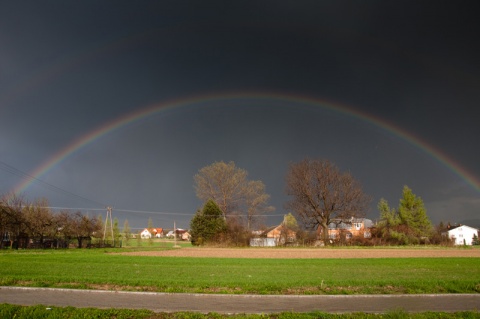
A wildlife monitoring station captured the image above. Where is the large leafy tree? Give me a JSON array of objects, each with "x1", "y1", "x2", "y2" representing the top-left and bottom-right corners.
[
  {"x1": 194, "y1": 161, "x2": 273, "y2": 229},
  {"x1": 285, "y1": 159, "x2": 371, "y2": 244},
  {"x1": 190, "y1": 200, "x2": 227, "y2": 246}
]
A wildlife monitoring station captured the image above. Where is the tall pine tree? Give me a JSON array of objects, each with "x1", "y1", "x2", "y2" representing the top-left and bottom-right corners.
[
  {"x1": 377, "y1": 186, "x2": 432, "y2": 244},
  {"x1": 122, "y1": 219, "x2": 131, "y2": 245},
  {"x1": 398, "y1": 186, "x2": 432, "y2": 237}
]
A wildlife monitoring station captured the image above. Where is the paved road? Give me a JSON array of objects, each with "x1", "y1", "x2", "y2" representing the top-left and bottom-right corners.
[{"x1": 0, "y1": 287, "x2": 479, "y2": 314}]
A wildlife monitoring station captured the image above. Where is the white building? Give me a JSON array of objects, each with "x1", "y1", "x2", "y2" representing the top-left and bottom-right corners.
[
  {"x1": 447, "y1": 225, "x2": 479, "y2": 245},
  {"x1": 140, "y1": 228, "x2": 152, "y2": 238}
]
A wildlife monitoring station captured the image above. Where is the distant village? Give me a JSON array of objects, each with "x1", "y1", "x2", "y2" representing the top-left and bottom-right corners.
[{"x1": 137, "y1": 217, "x2": 479, "y2": 247}]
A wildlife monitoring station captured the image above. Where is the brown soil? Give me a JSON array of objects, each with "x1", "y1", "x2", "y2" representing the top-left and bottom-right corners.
[{"x1": 120, "y1": 247, "x2": 480, "y2": 258}]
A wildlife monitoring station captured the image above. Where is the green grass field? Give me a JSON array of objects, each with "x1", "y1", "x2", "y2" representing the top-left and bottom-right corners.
[
  {"x1": 0, "y1": 304, "x2": 479, "y2": 319},
  {"x1": 1, "y1": 247, "x2": 479, "y2": 295}
]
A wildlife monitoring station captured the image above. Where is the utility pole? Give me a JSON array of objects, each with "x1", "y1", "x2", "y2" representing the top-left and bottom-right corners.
[
  {"x1": 103, "y1": 206, "x2": 114, "y2": 246},
  {"x1": 173, "y1": 220, "x2": 180, "y2": 248}
]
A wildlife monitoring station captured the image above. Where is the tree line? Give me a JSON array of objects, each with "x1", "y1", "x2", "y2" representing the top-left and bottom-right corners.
[
  {"x1": 0, "y1": 194, "x2": 125, "y2": 249},
  {"x1": 190, "y1": 159, "x2": 451, "y2": 246},
  {"x1": 2, "y1": 158, "x2": 453, "y2": 249}
]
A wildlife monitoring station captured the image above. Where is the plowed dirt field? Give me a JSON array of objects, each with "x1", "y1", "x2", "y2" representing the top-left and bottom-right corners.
[{"x1": 122, "y1": 247, "x2": 480, "y2": 258}]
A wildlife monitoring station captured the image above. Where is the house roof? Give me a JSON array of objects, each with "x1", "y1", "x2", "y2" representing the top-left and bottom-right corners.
[
  {"x1": 447, "y1": 225, "x2": 479, "y2": 232},
  {"x1": 142, "y1": 228, "x2": 163, "y2": 233},
  {"x1": 262, "y1": 225, "x2": 278, "y2": 235},
  {"x1": 328, "y1": 218, "x2": 373, "y2": 229}
]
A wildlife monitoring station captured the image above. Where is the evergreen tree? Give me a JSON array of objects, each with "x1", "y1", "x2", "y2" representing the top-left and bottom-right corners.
[
  {"x1": 473, "y1": 233, "x2": 479, "y2": 246},
  {"x1": 378, "y1": 198, "x2": 399, "y2": 227},
  {"x1": 283, "y1": 213, "x2": 299, "y2": 230},
  {"x1": 190, "y1": 200, "x2": 227, "y2": 246},
  {"x1": 96, "y1": 215, "x2": 105, "y2": 240},
  {"x1": 147, "y1": 217, "x2": 154, "y2": 246},
  {"x1": 377, "y1": 198, "x2": 400, "y2": 239},
  {"x1": 147, "y1": 217, "x2": 154, "y2": 230},
  {"x1": 136, "y1": 231, "x2": 142, "y2": 247},
  {"x1": 123, "y1": 219, "x2": 131, "y2": 245},
  {"x1": 377, "y1": 186, "x2": 433, "y2": 244},
  {"x1": 279, "y1": 213, "x2": 299, "y2": 245},
  {"x1": 113, "y1": 217, "x2": 120, "y2": 245},
  {"x1": 398, "y1": 186, "x2": 432, "y2": 237}
]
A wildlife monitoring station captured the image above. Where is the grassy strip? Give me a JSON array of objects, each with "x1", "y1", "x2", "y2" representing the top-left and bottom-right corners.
[
  {"x1": 1, "y1": 304, "x2": 479, "y2": 319},
  {"x1": 0, "y1": 249, "x2": 479, "y2": 294}
]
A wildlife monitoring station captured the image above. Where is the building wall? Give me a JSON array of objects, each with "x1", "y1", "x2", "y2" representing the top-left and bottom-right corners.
[
  {"x1": 325, "y1": 219, "x2": 372, "y2": 240},
  {"x1": 250, "y1": 237, "x2": 276, "y2": 247},
  {"x1": 448, "y1": 226, "x2": 479, "y2": 245},
  {"x1": 140, "y1": 229, "x2": 152, "y2": 238}
]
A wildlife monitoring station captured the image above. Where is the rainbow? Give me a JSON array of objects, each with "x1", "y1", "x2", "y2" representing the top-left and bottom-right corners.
[{"x1": 13, "y1": 92, "x2": 480, "y2": 196}]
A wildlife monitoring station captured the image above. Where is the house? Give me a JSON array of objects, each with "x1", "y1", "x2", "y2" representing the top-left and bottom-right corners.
[
  {"x1": 175, "y1": 229, "x2": 190, "y2": 241},
  {"x1": 181, "y1": 231, "x2": 191, "y2": 241},
  {"x1": 250, "y1": 224, "x2": 297, "y2": 247},
  {"x1": 323, "y1": 218, "x2": 374, "y2": 241},
  {"x1": 140, "y1": 228, "x2": 164, "y2": 239},
  {"x1": 165, "y1": 228, "x2": 191, "y2": 241},
  {"x1": 140, "y1": 229, "x2": 152, "y2": 238},
  {"x1": 446, "y1": 225, "x2": 479, "y2": 245},
  {"x1": 152, "y1": 228, "x2": 163, "y2": 238}
]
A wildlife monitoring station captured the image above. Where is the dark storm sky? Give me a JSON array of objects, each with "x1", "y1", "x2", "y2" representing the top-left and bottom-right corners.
[{"x1": 1, "y1": 1, "x2": 479, "y2": 229}]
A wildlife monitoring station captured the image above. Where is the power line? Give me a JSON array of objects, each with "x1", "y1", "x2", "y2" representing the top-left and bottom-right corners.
[
  {"x1": 0, "y1": 159, "x2": 107, "y2": 207},
  {"x1": 1, "y1": 161, "x2": 283, "y2": 219},
  {"x1": 115, "y1": 208, "x2": 282, "y2": 217},
  {"x1": 114, "y1": 208, "x2": 193, "y2": 216},
  {"x1": 42, "y1": 206, "x2": 106, "y2": 212},
  {"x1": 32, "y1": 206, "x2": 282, "y2": 218}
]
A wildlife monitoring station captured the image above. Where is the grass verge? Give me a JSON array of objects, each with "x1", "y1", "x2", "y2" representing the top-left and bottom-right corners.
[{"x1": 0, "y1": 304, "x2": 479, "y2": 319}]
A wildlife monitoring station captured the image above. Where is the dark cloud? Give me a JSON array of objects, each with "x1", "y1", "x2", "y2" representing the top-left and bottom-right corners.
[{"x1": 1, "y1": 1, "x2": 479, "y2": 229}]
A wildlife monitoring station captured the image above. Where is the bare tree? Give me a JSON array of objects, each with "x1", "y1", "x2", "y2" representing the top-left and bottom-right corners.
[
  {"x1": 194, "y1": 161, "x2": 273, "y2": 227},
  {"x1": 0, "y1": 193, "x2": 27, "y2": 248},
  {"x1": 245, "y1": 180, "x2": 274, "y2": 230},
  {"x1": 23, "y1": 198, "x2": 54, "y2": 247},
  {"x1": 0, "y1": 196, "x2": 12, "y2": 248},
  {"x1": 56, "y1": 210, "x2": 75, "y2": 245},
  {"x1": 285, "y1": 159, "x2": 370, "y2": 244},
  {"x1": 71, "y1": 211, "x2": 101, "y2": 248}
]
